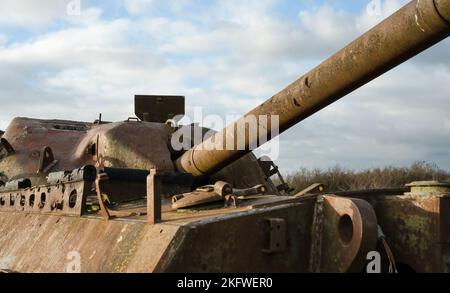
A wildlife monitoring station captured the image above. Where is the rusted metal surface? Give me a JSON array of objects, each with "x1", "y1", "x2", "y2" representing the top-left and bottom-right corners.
[
  {"x1": 405, "y1": 180, "x2": 450, "y2": 195},
  {"x1": 346, "y1": 181, "x2": 450, "y2": 273},
  {"x1": 0, "y1": 191, "x2": 382, "y2": 272},
  {"x1": 262, "y1": 218, "x2": 287, "y2": 254},
  {"x1": 171, "y1": 181, "x2": 267, "y2": 209},
  {"x1": 332, "y1": 187, "x2": 410, "y2": 198},
  {"x1": 160, "y1": 195, "x2": 377, "y2": 272},
  {"x1": 0, "y1": 118, "x2": 92, "y2": 183},
  {"x1": 0, "y1": 118, "x2": 175, "y2": 183},
  {"x1": 309, "y1": 194, "x2": 379, "y2": 273},
  {"x1": 234, "y1": 184, "x2": 266, "y2": 197},
  {"x1": 0, "y1": 138, "x2": 15, "y2": 155},
  {"x1": 95, "y1": 172, "x2": 111, "y2": 220},
  {"x1": 135, "y1": 95, "x2": 185, "y2": 123},
  {"x1": 435, "y1": 0, "x2": 450, "y2": 22},
  {"x1": 172, "y1": 190, "x2": 223, "y2": 209},
  {"x1": 147, "y1": 169, "x2": 162, "y2": 224},
  {"x1": 0, "y1": 197, "x2": 307, "y2": 272},
  {"x1": 0, "y1": 117, "x2": 273, "y2": 192},
  {"x1": 2, "y1": 174, "x2": 446, "y2": 273},
  {"x1": 370, "y1": 194, "x2": 448, "y2": 272},
  {"x1": 308, "y1": 195, "x2": 324, "y2": 272},
  {"x1": 320, "y1": 196, "x2": 378, "y2": 272},
  {"x1": 176, "y1": 0, "x2": 450, "y2": 177},
  {"x1": 0, "y1": 166, "x2": 95, "y2": 217},
  {"x1": 162, "y1": 200, "x2": 316, "y2": 273},
  {"x1": 37, "y1": 146, "x2": 58, "y2": 173},
  {"x1": 294, "y1": 183, "x2": 325, "y2": 197},
  {"x1": 0, "y1": 212, "x2": 183, "y2": 272},
  {"x1": 0, "y1": 0, "x2": 448, "y2": 274}
]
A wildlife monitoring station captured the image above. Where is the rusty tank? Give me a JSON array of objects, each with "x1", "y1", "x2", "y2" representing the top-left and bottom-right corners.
[{"x1": 0, "y1": 0, "x2": 449, "y2": 273}]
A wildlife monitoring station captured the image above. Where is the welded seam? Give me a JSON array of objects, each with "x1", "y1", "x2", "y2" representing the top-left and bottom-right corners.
[{"x1": 415, "y1": 0, "x2": 427, "y2": 33}]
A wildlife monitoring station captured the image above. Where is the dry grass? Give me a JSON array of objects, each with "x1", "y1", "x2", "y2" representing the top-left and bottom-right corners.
[{"x1": 284, "y1": 161, "x2": 450, "y2": 193}]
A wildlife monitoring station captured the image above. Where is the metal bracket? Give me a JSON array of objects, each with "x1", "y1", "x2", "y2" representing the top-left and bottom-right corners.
[
  {"x1": 257, "y1": 157, "x2": 293, "y2": 194},
  {"x1": 295, "y1": 183, "x2": 325, "y2": 197},
  {"x1": 319, "y1": 195, "x2": 378, "y2": 273},
  {"x1": 224, "y1": 194, "x2": 238, "y2": 208},
  {"x1": 262, "y1": 218, "x2": 287, "y2": 254},
  {"x1": 147, "y1": 169, "x2": 163, "y2": 224},
  {"x1": 0, "y1": 166, "x2": 94, "y2": 216},
  {"x1": 38, "y1": 146, "x2": 58, "y2": 173},
  {"x1": 95, "y1": 172, "x2": 111, "y2": 220}
]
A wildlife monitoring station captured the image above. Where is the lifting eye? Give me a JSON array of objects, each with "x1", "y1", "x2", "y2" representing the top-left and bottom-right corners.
[
  {"x1": 87, "y1": 143, "x2": 96, "y2": 156},
  {"x1": 1, "y1": 138, "x2": 15, "y2": 155}
]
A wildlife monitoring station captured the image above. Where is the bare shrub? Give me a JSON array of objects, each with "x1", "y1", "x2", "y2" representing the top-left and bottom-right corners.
[{"x1": 285, "y1": 161, "x2": 449, "y2": 193}]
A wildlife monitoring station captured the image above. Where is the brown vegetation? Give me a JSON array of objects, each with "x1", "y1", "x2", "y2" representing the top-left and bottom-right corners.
[{"x1": 284, "y1": 161, "x2": 450, "y2": 193}]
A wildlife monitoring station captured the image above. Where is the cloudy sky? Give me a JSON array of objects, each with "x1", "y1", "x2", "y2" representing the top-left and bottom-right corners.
[{"x1": 0, "y1": 0, "x2": 449, "y2": 173}]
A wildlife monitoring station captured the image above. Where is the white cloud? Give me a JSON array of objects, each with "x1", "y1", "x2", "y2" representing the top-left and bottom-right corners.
[
  {"x1": 0, "y1": 35, "x2": 6, "y2": 47},
  {"x1": 357, "y1": 0, "x2": 409, "y2": 31},
  {"x1": 123, "y1": 0, "x2": 154, "y2": 15},
  {"x1": 299, "y1": 6, "x2": 356, "y2": 41},
  {"x1": 66, "y1": 7, "x2": 104, "y2": 26},
  {"x1": 0, "y1": 0, "x2": 72, "y2": 26}
]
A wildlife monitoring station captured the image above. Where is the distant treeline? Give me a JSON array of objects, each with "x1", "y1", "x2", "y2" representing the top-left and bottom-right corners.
[{"x1": 284, "y1": 161, "x2": 450, "y2": 193}]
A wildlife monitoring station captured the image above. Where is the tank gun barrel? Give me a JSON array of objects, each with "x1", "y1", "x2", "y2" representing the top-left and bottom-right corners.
[{"x1": 176, "y1": 0, "x2": 450, "y2": 177}]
